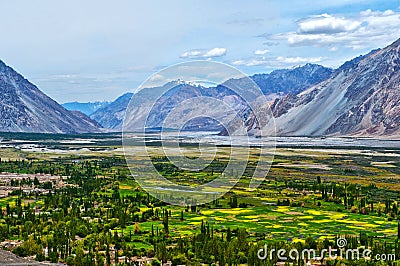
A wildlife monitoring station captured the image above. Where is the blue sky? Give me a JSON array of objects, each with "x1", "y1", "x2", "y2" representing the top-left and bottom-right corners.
[{"x1": 1, "y1": 0, "x2": 399, "y2": 103}]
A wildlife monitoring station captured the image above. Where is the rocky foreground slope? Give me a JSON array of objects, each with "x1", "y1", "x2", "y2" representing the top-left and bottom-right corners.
[{"x1": 0, "y1": 60, "x2": 101, "y2": 133}]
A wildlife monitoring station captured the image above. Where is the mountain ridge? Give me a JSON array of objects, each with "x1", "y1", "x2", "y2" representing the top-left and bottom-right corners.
[
  {"x1": 243, "y1": 38, "x2": 400, "y2": 138},
  {"x1": 3, "y1": 37, "x2": 399, "y2": 137},
  {"x1": 93, "y1": 64, "x2": 332, "y2": 130}
]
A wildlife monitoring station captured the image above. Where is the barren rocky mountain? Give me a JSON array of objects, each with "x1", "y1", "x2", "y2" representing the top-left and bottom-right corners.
[
  {"x1": 5, "y1": 37, "x2": 398, "y2": 137},
  {"x1": 123, "y1": 80, "x2": 251, "y2": 132},
  {"x1": 95, "y1": 64, "x2": 332, "y2": 131},
  {"x1": 244, "y1": 38, "x2": 400, "y2": 138},
  {"x1": 247, "y1": 63, "x2": 333, "y2": 96},
  {"x1": 0, "y1": 60, "x2": 101, "y2": 133}
]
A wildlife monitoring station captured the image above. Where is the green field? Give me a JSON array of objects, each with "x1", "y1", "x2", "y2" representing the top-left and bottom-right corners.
[{"x1": 0, "y1": 133, "x2": 399, "y2": 265}]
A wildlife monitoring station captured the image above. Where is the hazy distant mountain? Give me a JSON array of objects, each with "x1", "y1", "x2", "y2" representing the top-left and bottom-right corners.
[
  {"x1": 62, "y1": 101, "x2": 110, "y2": 116},
  {"x1": 242, "y1": 38, "x2": 400, "y2": 138},
  {"x1": 0, "y1": 60, "x2": 101, "y2": 133},
  {"x1": 96, "y1": 65, "x2": 332, "y2": 130},
  {"x1": 90, "y1": 93, "x2": 133, "y2": 129}
]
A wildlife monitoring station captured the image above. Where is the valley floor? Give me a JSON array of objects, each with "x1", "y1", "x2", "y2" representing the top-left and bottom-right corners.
[{"x1": 0, "y1": 133, "x2": 399, "y2": 265}]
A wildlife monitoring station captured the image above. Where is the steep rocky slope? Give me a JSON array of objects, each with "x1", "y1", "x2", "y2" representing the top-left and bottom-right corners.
[
  {"x1": 246, "y1": 38, "x2": 400, "y2": 137},
  {"x1": 0, "y1": 60, "x2": 101, "y2": 133}
]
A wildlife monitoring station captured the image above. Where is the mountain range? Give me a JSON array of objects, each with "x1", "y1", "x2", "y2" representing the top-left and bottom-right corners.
[
  {"x1": 0, "y1": 38, "x2": 399, "y2": 137},
  {"x1": 241, "y1": 38, "x2": 400, "y2": 138},
  {"x1": 92, "y1": 63, "x2": 332, "y2": 131}
]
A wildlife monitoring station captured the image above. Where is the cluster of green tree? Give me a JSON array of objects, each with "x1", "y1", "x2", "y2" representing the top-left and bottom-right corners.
[
  {"x1": 277, "y1": 177, "x2": 400, "y2": 218},
  {"x1": 0, "y1": 157, "x2": 399, "y2": 265},
  {"x1": 0, "y1": 156, "x2": 127, "y2": 177},
  {"x1": 153, "y1": 220, "x2": 400, "y2": 266}
]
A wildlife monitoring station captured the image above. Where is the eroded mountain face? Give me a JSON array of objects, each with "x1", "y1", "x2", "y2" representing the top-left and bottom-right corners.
[
  {"x1": 0, "y1": 60, "x2": 101, "y2": 133},
  {"x1": 243, "y1": 38, "x2": 400, "y2": 138}
]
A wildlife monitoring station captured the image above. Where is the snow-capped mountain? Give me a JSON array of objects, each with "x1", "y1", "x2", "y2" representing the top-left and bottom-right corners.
[{"x1": 94, "y1": 64, "x2": 332, "y2": 131}]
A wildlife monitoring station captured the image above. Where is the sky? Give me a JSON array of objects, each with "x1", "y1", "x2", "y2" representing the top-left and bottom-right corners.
[{"x1": 1, "y1": 0, "x2": 400, "y2": 103}]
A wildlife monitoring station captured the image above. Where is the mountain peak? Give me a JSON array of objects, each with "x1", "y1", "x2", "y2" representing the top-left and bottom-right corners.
[
  {"x1": 168, "y1": 79, "x2": 204, "y2": 88},
  {"x1": 389, "y1": 37, "x2": 400, "y2": 48},
  {"x1": 0, "y1": 59, "x2": 8, "y2": 72}
]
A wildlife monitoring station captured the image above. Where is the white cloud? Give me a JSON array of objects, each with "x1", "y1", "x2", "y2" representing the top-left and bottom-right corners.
[
  {"x1": 180, "y1": 47, "x2": 227, "y2": 59},
  {"x1": 204, "y1": 47, "x2": 227, "y2": 57},
  {"x1": 232, "y1": 58, "x2": 268, "y2": 66},
  {"x1": 360, "y1": 9, "x2": 395, "y2": 16},
  {"x1": 276, "y1": 56, "x2": 322, "y2": 64},
  {"x1": 297, "y1": 14, "x2": 361, "y2": 34},
  {"x1": 266, "y1": 9, "x2": 400, "y2": 50},
  {"x1": 232, "y1": 56, "x2": 322, "y2": 68},
  {"x1": 254, "y1": 49, "x2": 270, "y2": 55},
  {"x1": 180, "y1": 50, "x2": 203, "y2": 58}
]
